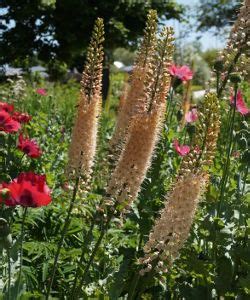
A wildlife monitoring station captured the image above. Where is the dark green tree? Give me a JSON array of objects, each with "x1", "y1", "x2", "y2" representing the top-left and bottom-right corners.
[
  {"x1": 0, "y1": 0, "x2": 54, "y2": 65},
  {"x1": 0, "y1": 0, "x2": 184, "y2": 68}
]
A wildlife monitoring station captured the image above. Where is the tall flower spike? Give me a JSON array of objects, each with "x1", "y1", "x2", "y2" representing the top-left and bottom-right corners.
[
  {"x1": 106, "y1": 26, "x2": 174, "y2": 212},
  {"x1": 217, "y1": 0, "x2": 250, "y2": 95},
  {"x1": 66, "y1": 18, "x2": 104, "y2": 180},
  {"x1": 178, "y1": 93, "x2": 221, "y2": 177},
  {"x1": 139, "y1": 92, "x2": 221, "y2": 274},
  {"x1": 109, "y1": 10, "x2": 158, "y2": 154},
  {"x1": 139, "y1": 173, "x2": 208, "y2": 275}
]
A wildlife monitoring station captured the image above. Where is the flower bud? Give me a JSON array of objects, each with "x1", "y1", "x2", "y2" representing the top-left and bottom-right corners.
[
  {"x1": 230, "y1": 72, "x2": 242, "y2": 83},
  {"x1": 213, "y1": 59, "x2": 224, "y2": 72}
]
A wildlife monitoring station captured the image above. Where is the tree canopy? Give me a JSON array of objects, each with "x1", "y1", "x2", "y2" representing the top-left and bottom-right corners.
[
  {"x1": 196, "y1": 0, "x2": 241, "y2": 32},
  {"x1": 0, "y1": 0, "x2": 184, "y2": 68}
]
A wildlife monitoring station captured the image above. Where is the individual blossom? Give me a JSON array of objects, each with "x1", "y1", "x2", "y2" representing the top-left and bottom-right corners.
[
  {"x1": 173, "y1": 139, "x2": 190, "y2": 156},
  {"x1": 230, "y1": 90, "x2": 249, "y2": 116},
  {"x1": 36, "y1": 88, "x2": 47, "y2": 96},
  {"x1": 0, "y1": 110, "x2": 21, "y2": 133},
  {"x1": 17, "y1": 134, "x2": 42, "y2": 158},
  {"x1": 12, "y1": 111, "x2": 32, "y2": 123},
  {"x1": 0, "y1": 101, "x2": 14, "y2": 113},
  {"x1": 0, "y1": 172, "x2": 51, "y2": 207},
  {"x1": 169, "y1": 64, "x2": 193, "y2": 82},
  {"x1": 185, "y1": 108, "x2": 198, "y2": 123}
]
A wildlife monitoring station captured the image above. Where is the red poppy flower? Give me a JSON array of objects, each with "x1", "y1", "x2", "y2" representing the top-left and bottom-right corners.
[
  {"x1": 0, "y1": 110, "x2": 21, "y2": 133},
  {"x1": 12, "y1": 111, "x2": 32, "y2": 123},
  {"x1": 0, "y1": 172, "x2": 51, "y2": 207},
  {"x1": 0, "y1": 101, "x2": 14, "y2": 113},
  {"x1": 36, "y1": 88, "x2": 47, "y2": 96},
  {"x1": 169, "y1": 64, "x2": 193, "y2": 82},
  {"x1": 230, "y1": 90, "x2": 249, "y2": 116},
  {"x1": 185, "y1": 108, "x2": 198, "y2": 123},
  {"x1": 18, "y1": 134, "x2": 42, "y2": 158},
  {"x1": 173, "y1": 139, "x2": 190, "y2": 156}
]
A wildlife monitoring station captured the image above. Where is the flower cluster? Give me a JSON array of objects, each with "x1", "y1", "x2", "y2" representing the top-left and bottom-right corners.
[
  {"x1": 0, "y1": 100, "x2": 48, "y2": 209},
  {"x1": 0, "y1": 101, "x2": 32, "y2": 133},
  {"x1": 0, "y1": 100, "x2": 41, "y2": 158}
]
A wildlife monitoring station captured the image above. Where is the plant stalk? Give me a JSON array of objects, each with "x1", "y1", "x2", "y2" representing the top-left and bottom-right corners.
[
  {"x1": 217, "y1": 84, "x2": 238, "y2": 215},
  {"x1": 72, "y1": 209, "x2": 114, "y2": 299},
  {"x1": 17, "y1": 207, "x2": 28, "y2": 295},
  {"x1": 45, "y1": 176, "x2": 80, "y2": 300}
]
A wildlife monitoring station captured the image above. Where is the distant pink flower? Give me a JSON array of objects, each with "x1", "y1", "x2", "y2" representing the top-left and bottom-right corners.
[
  {"x1": 36, "y1": 88, "x2": 47, "y2": 96},
  {"x1": 169, "y1": 64, "x2": 193, "y2": 82},
  {"x1": 185, "y1": 108, "x2": 198, "y2": 123},
  {"x1": 173, "y1": 139, "x2": 190, "y2": 156},
  {"x1": 230, "y1": 90, "x2": 249, "y2": 115}
]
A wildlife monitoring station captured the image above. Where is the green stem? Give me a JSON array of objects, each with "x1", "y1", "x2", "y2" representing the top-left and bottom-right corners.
[
  {"x1": 216, "y1": 71, "x2": 220, "y2": 95},
  {"x1": 45, "y1": 176, "x2": 80, "y2": 300},
  {"x1": 72, "y1": 210, "x2": 114, "y2": 299},
  {"x1": 17, "y1": 207, "x2": 28, "y2": 295},
  {"x1": 217, "y1": 50, "x2": 242, "y2": 98},
  {"x1": 70, "y1": 217, "x2": 96, "y2": 296},
  {"x1": 127, "y1": 272, "x2": 141, "y2": 300},
  {"x1": 7, "y1": 248, "x2": 11, "y2": 300},
  {"x1": 217, "y1": 84, "x2": 238, "y2": 215},
  {"x1": 238, "y1": 165, "x2": 248, "y2": 228}
]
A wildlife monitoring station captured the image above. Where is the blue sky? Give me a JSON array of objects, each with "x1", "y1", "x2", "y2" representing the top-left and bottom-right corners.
[{"x1": 167, "y1": 0, "x2": 227, "y2": 50}]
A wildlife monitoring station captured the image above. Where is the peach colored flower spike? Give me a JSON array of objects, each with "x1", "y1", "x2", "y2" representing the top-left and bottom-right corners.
[{"x1": 66, "y1": 18, "x2": 104, "y2": 181}]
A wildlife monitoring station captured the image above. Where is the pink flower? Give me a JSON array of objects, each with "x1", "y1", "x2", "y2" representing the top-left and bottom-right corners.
[
  {"x1": 13, "y1": 111, "x2": 32, "y2": 123},
  {"x1": 169, "y1": 64, "x2": 193, "y2": 82},
  {"x1": 17, "y1": 134, "x2": 42, "y2": 158},
  {"x1": 230, "y1": 90, "x2": 249, "y2": 116},
  {"x1": 0, "y1": 110, "x2": 21, "y2": 133},
  {"x1": 185, "y1": 108, "x2": 198, "y2": 123},
  {"x1": 173, "y1": 139, "x2": 190, "y2": 156},
  {"x1": 0, "y1": 101, "x2": 14, "y2": 113},
  {"x1": 36, "y1": 88, "x2": 47, "y2": 96}
]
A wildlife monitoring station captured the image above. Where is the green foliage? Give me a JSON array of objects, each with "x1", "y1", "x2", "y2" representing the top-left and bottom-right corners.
[{"x1": 0, "y1": 72, "x2": 249, "y2": 299}]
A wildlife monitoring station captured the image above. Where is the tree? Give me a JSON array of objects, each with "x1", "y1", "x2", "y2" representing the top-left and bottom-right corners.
[
  {"x1": 0, "y1": 0, "x2": 184, "y2": 68},
  {"x1": 0, "y1": 0, "x2": 54, "y2": 65},
  {"x1": 196, "y1": 0, "x2": 241, "y2": 33}
]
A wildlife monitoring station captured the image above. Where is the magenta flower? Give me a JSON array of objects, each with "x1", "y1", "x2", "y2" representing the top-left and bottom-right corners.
[
  {"x1": 185, "y1": 108, "x2": 198, "y2": 123},
  {"x1": 230, "y1": 90, "x2": 249, "y2": 116},
  {"x1": 169, "y1": 64, "x2": 193, "y2": 82},
  {"x1": 173, "y1": 139, "x2": 190, "y2": 156},
  {"x1": 36, "y1": 88, "x2": 47, "y2": 96}
]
